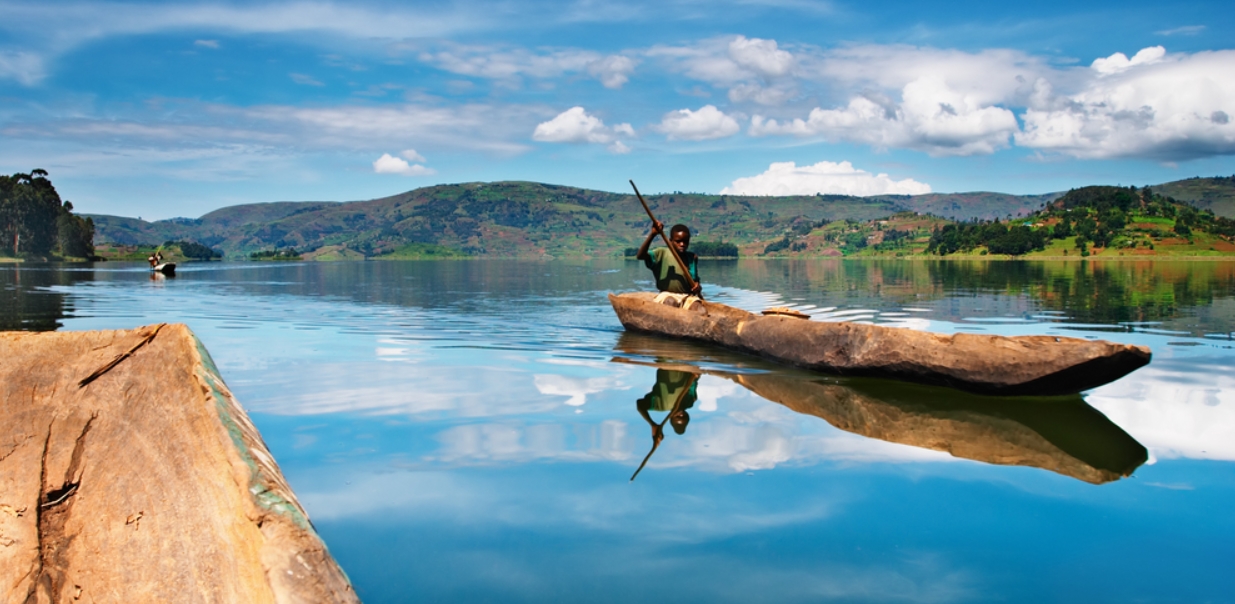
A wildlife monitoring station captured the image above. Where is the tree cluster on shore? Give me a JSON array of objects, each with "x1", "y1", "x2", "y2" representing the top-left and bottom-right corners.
[
  {"x1": 1, "y1": 170, "x2": 95, "y2": 259},
  {"x1": 926, "y1": 186, "x2": 1235, "y2": 256}
]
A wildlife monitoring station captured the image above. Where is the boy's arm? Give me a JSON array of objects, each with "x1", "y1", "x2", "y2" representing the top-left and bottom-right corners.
[{"x1": 635, "y1": 219, "x2": 663, "y2": 260}]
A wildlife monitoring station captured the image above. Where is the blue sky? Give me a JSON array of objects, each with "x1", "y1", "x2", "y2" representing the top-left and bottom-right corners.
[{"x1": 2, "y1": 0, "x2": 1233, "y2": 219}]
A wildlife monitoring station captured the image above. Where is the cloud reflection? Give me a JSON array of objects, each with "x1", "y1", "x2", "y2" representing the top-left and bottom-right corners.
[{"x1": 1086, "y1": 358, "x2": 1235, "y2": 461}]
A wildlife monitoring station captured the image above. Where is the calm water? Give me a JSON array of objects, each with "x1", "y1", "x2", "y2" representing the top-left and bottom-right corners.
[{"x1": 4, "y1": 259, "x2": 1234, "y2": 603}]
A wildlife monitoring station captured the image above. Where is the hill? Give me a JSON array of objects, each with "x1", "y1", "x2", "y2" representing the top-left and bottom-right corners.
[
  {"x1": 87, "y1": 182, "x2": 1066, "y2": 259},
  {"x1": 923, "y1": 185, "x2": 1235, "y2": 258},
  {"x1": 878, "y1": 191, "x2": 1063, "y2": 222},
  {"x1": 84, "y1": 179, "x2": 1235, "y2": 260},
  {"x1": 1151, "y1": 176, "x2": 1235, "y2": 218},
  {"x1": 86, "y1": 201, "x2": 336, "y2": 246},
  {"x1": 89, "y1": 183, "x2": 913, "y2": 258}
]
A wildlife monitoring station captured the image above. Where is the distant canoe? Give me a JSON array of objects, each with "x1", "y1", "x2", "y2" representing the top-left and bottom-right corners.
[
  {"x1": 608, "y1": 291, "x2": 1151, "y2": 396},
  {"x1": 153, "y1": 262, "x2": 176, "y2": 275}
]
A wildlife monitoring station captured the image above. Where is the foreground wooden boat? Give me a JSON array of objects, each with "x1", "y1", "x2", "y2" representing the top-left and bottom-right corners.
[
  {"x1": 0, "y1": 325, "x2": 357, "y2": 603},
  {"x1": 609, "y1": 291, "x2": 1151, "y2": 396}
]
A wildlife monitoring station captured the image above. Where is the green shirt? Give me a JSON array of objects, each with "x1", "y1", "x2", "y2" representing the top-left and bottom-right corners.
[{"x1": 643, "y1": 247, "x2": 699, "y2": 293}]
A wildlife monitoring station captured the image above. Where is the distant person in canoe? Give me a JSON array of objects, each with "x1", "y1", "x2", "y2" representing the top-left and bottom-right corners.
[{"x1": 636, "y1": 219, "x2": 702, "y2": 300}]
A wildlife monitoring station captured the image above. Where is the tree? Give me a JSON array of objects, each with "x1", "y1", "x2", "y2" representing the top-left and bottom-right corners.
[{"x1": 1, "y1": 170, "x2": 94, "y2": 258}]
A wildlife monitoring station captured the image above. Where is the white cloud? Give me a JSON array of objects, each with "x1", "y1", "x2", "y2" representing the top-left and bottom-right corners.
[
  {"x1": 811, "y1": 45, "x2": 1051, "y2": 106},
  {"x1": 751, "y1": 78, "x2": 1020, "y2": 156},
  {"x1": 587, "y1": 55, "x2": 637, "y2": 89},
  {"x1": 657, "y1": 105, "x2": 741, "y2": 141},
  {"x1": 194, "y1": 39, "x2": 219, "y2": 49},
  {"x1": 1017, "y1": 48, "x2": 1235, "y2": 160},
  {"x1": 400, "y1": 148, "x2": 426, "y2": 162},
  {"x1": 648, "y1": 35, "x2": 797, "y2": 99},
  {"x1": 373, "y1": 153, "x2": 436, "y2": 176},
  {"x1": 728, "y1": 35, "x2": 793, "y2": 78},
  {"x1": 720, "y1": 160, "x2": 931, "y2": 196},
  {"x1": 1090, "y1": 46, "x2": 1166, "y2": 75},
  {"x1": 532, "y1": 106, "x2": 632, "y2": 145}
]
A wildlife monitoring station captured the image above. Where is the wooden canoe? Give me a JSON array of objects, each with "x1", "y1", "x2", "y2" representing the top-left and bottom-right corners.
[{"x1": 608, "y1": 291, "x2": 1151, "y2": 396}]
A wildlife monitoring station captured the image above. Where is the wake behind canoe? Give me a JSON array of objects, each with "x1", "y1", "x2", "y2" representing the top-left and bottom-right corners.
[{"x1": 608, "y1": 291, "x2": 1151, "y2": 396}]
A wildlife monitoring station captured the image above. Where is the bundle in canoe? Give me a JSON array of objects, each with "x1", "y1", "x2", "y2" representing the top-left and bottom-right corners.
[{"x1": 608, "y1": 291, "x2": 1151, "y2": 396}]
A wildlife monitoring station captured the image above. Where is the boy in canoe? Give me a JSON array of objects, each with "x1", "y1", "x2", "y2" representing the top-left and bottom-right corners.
[{"x1": 636, "y1": 219, "x2": 702, "y2": 297}]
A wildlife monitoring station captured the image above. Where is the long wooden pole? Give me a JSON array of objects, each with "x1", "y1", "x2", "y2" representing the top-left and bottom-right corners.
[{"x1": 629, "y1": 180, "x2": 697, "y2": 293}]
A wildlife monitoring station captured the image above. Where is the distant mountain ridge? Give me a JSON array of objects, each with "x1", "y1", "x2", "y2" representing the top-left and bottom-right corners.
[{"x1": 84, "y1": 177, "x2": 1234, "y2": 258}]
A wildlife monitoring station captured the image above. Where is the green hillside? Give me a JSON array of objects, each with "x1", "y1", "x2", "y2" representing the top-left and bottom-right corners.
[
  {"x1": 880, "y1": 191, "x2": 1063, "y2": 222},
  {"x1": 91, "y1": 182, "x2": 911, "y2": 258},
  {"x1": 924, "y1": 185, "x2": 1235, "y2": 258},
  {"x1": 85, "y1": 178, "x2": 1235, "y2": 260},
  {"x1": 1151, "y1": 176, "x2": 1235, "y2": 218}
]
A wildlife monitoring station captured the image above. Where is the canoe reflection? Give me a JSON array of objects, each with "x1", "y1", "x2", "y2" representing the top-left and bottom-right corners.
[{"x1": 614, "y1": 332, "x2": 1147, "y2": 484}]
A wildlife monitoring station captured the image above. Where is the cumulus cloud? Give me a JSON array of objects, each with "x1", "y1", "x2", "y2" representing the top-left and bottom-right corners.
[
  {"x1": 373, "y1": 153, "x2": 435, "y2": 176},
  {"x1": 751, "y1": 78, "x2": 1020, "y2": 156},
  {"x1": 648, "y1": 35, "x2": 798, "y2": 103},
  {"x1": 728, "y1": 35, "x2": 793, "y2": 79},
  {"x1": 1017, "y1": 48, "x2": 1235, "y2": 160},
  {"x1": 720, "y1": 160, "x2": 931, "y2": 196},
  {"x1": 656, "y1": 105, "x2": 741, "y2": 141},
  {"x1": 400, "y1": 148, "x2": 426, "y2": 162},
  {"x1": 532, "y1": 107, "x2": 633, "y2": 149},
  {"x1": 812, "y1": 45, "x2": 1051, "y2": 106},
  {"x1": 587, "y1": 55, "x2": 637, "y2": 89},
  {"x1": 1090, "y1": 46, "x2": 1165, "y2": 75}
]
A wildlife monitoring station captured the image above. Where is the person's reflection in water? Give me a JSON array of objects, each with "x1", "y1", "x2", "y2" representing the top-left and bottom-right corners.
[{"x1": 631, "y1": 368, "x2": 700, "y2": 481}]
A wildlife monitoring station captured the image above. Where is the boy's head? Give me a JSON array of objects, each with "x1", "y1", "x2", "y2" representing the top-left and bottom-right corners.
[{"x1": 669, "y1": 224, "x2": 691, "y2": 253}]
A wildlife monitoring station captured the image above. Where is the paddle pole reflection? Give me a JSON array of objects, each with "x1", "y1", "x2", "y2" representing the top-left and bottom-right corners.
[{"x1": 630, "y1": 368, "x2": 700, "y2": 481}]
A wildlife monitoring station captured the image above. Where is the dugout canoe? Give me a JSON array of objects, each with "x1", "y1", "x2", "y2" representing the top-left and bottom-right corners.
[
  {"x1": 608, "y1": 291, "x2": 1151, "y2": 396},
  {"x1": 0, "y1": 325, "x2": 357, "y2": 603}
]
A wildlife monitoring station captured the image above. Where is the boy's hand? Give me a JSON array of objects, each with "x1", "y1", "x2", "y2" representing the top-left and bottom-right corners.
[
  {"x1": 650, "y1": 219, "x2": 664, "y2": 235},
  {"x1": 690, "y1": 282, "x2": 702, "y2": 296}
]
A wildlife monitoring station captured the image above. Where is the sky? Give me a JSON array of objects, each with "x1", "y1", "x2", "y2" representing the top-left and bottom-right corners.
[{"x1": 2, "y1": 0, "x2": 1233, "y2": 220}]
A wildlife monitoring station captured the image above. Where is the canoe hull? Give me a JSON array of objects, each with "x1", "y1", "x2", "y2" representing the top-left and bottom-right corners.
[{"x1": 609, "y1": 291, "x2": 1151, "y2": 396}]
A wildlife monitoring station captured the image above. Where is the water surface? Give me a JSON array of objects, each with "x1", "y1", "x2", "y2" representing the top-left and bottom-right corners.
[{"x1": 3, "y1": 259, "x2": 1233, "y2": 603}]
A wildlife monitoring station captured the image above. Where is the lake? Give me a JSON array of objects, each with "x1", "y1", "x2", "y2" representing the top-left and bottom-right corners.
[{"x1": 3, "y1": 259, "x2": 1234, "y2": 603}]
